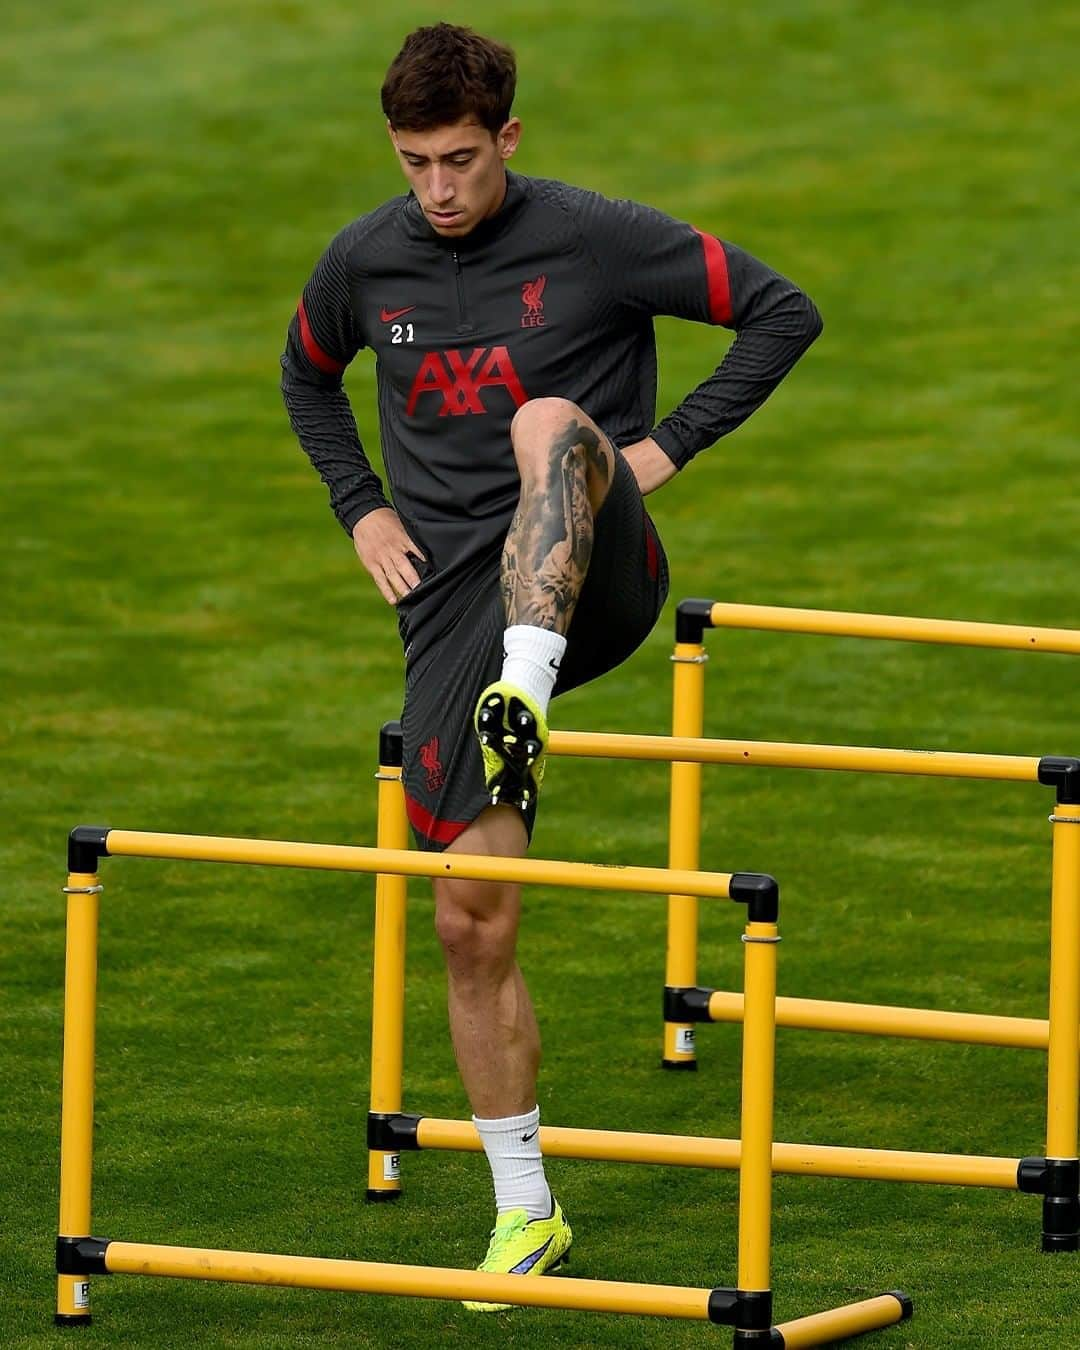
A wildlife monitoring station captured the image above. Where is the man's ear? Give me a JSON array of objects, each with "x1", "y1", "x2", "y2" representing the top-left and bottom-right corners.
[{"x1": 498, "y1": 118, "x2": 522, "y2": 161}]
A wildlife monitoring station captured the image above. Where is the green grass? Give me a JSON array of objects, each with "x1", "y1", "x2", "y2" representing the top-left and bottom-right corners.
[{"x1": 4, "y1": 2, "x2": 1080, "y2": 1346}]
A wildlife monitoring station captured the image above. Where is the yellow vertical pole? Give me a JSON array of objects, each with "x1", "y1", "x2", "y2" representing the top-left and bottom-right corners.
[
  {"x1": 664, "y1": 637, "x2": 708, "y2": 1068},
  {"x1": 56, "y1": 873, "x2": 101, "y2": 1324},
  {"x1": 1044, "y1": 797, "x2": 1080, "y2": 1249},
  {"x1": 736, "y1": 919, "x2": 778, "y2": 1302},
  {"x1": 367, "y1": 724, "x2": 410, "y2": 1200}
]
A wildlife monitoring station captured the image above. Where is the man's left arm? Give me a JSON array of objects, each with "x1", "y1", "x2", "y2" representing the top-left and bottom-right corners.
[
  {"x1": 643, "y1": 238, "x2": 822, "y2": 488},
  {"x1": 584, "y1": 196, "x2": 822, "y2": 493}
]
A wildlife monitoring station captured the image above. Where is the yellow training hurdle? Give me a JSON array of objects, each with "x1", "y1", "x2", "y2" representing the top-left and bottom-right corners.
[
  {"x1": 57, "y1": 599, "x2": 1077, "y2": 1339},
  {"x1": 55, "y1": 811, "x2": 908, "y2": 1345},
  {"x1": 644, "y1": 598, "x2": 1080, "y2": 1252}
]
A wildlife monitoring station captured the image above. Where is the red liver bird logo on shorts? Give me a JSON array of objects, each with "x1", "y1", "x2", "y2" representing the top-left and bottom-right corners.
[
  {"x1": 521, "y1": 274, "x2": 547, "y2": 328},
  {"x1": 419, "y1": 736, "x2": 446, "y2": 792}
]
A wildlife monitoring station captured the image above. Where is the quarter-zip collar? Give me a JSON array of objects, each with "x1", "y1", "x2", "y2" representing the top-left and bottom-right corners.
[{"x1": 402, "y1": 171, "x2": 528, "y2": 250}]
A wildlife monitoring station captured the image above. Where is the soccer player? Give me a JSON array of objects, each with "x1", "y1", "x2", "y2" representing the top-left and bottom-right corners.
[{"x1": 281, "y1": 22, "x2": 821, "y2": 1309}]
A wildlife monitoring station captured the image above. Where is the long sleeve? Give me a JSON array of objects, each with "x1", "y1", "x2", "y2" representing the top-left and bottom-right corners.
[
  {"x1": 581, "y1": 194, "x2": 822, "y2": 468},
  {"x1": 651, "y1": 238, "x2": 823, "y2": 467},
  {"x1": 280, "y1": 226, "x2": 391, "y2": 534}
]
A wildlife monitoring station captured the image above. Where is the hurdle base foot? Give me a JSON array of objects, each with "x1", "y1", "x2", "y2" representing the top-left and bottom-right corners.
[
  {"x1": 772, "y1": 1290, "x2": 912, "y2": 1346},
  {"x1": 660, "y1": 1058, "x2": 698, "y2": 1072},
  {"x1": 54, "y1": 1314, "x2": 92, "y2": 1327},
  {"x1": 365, "y1": 1189, "x2": 402, "y2": 1204}
]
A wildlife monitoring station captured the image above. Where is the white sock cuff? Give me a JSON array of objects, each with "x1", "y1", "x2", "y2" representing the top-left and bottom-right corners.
[
  {"x1": 472, "y1": 1105, "x2": 540, "y2": 1133},
  {"x1": 503, "y1": 626, "x2": 567, "y2": 666}
]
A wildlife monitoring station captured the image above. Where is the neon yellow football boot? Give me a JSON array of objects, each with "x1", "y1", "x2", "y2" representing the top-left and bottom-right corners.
[
  {"x1": 463, "y1": 1199, "x2": 573, "y2": 1312},
  {"x1": 474, "y1": 681, "x2": 549, "y2": 810}
]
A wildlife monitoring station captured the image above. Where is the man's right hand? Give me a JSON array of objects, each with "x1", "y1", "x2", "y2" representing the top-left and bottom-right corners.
[{"x1": 351, "y1": 508, "x2": 427, "y2": 604}]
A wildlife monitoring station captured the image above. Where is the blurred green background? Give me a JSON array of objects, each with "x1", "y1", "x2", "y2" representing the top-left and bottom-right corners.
[{"x1": 3, "y1": 2, "x2": 1078, "y2": 1346}]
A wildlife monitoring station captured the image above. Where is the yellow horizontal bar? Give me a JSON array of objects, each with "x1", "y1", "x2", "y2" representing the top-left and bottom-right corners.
[
  {"x1": 547, "y1": 730, "x2": 1037, "y2": 783},
  {"x1": 776, "y1": 1293, "x2": 910, "y2": 1349},
  {"x1": 103, "y1": 831, "x2": 733, "y2": 900},
  {"x1": 415, "y1": 1118, "x2": 1020, "y2": 1188},
  {"x1": 707, "y1": 601, "x2": 1080, "y2": 655},
  {"x1": 708, "y1": 991, "x2": 1057, "y2": 1050},
  {"x1": 104, "y1": 1240, "x2": 711, "y2": 1318}
]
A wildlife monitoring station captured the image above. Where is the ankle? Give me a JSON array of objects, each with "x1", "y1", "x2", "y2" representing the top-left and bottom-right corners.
[
  {"x1": 500, "y1": 625, "x2": 567, "y2": 717},
  {"x1": 473, "y1": 1106, "x2": 552, "y2": 1220}
]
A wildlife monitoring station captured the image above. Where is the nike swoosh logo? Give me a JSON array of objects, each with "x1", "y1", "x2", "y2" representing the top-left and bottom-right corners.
[
  {"x1": 380, "y1": 305, "x2": 416, "y2": 323},
  {"x1": 521, "y1": 1128, "x2": 539, "y2": 1142},
  {"x1": 510, "y1": 1237, "x2": 553, "y2": 1275}
]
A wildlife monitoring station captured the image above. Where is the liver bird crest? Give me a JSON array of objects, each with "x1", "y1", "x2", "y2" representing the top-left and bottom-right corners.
[{"x1": 522, "y1": 274, "x2": 547, "y2": 315}]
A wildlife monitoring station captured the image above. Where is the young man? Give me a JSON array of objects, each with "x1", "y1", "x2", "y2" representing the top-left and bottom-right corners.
[{"x1": 282, "y1": 22, "x2": 821, "y2": 1310}]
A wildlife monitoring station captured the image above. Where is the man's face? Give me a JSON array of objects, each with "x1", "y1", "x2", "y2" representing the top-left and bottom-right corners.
[{"x1": 389, "y1": 116, "x2": 520, "y2": 238}]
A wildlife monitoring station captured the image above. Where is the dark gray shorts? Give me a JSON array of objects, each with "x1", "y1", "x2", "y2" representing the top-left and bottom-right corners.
[{"x1": 399, "y1": 450, "x2": 669, "y2": 850}]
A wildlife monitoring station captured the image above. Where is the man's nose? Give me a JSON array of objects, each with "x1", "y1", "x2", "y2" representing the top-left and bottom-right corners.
[{"x1": 429, "y1": 168, "x2": 455, "y2": 204}]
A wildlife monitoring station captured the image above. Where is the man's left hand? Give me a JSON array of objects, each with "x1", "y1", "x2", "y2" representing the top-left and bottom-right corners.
[{"x1": 621, "y1": 437, "x2": 678, "y2": 496}]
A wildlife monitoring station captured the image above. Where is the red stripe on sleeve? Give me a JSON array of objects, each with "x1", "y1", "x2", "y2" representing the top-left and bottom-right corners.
[
  {"x1": 404, "y1": 790, "x2": 471, "y2": 847},
  {"x1": 644, "y1": 520, "x2": 659, "y2": 580},
  {"x1": 694, "y1": 230, "x2": 732, "y2": 325},
  {"x1": 297, "y1": 296, "x2": 347, "y2": 375}
]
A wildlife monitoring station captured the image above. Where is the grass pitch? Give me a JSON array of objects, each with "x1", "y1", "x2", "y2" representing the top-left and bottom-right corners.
[{"x1": 3, "y1": 2, "x2": 1079, "y2": 1346}]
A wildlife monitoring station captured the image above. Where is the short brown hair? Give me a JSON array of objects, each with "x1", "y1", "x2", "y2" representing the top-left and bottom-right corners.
[{"x1": 381, "y1": 23, "x2": 516, "y2": 135}]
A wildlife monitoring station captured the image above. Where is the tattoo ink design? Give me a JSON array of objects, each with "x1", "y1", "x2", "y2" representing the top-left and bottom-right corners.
[
  {"x1": 501, "y1": 505, "x2": 524, "y2": 617},
  {"x1": 500, "y1": 418, "x2": 613, "y2": 633}
]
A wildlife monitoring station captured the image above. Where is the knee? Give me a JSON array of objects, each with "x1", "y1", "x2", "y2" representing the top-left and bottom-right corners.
[
  {"x1": 434, "y1": 883, "x2": 518, "y2": 972},
  {"x1": 509, "y1": 399, "x2": 613, "y2": 498},
  {"x1": 510, "y1": 397, "x2": 588, "y2": 453}
]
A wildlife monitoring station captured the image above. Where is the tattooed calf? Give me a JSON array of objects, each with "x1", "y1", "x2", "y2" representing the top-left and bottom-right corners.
[{"x1": 500, "y1": 418, "x2": 611, "y2": 633}]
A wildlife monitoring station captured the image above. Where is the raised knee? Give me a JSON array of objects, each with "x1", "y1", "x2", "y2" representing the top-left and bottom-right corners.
[{"x1": 510, "y1": 396, "x2": 587, "y2": 449}]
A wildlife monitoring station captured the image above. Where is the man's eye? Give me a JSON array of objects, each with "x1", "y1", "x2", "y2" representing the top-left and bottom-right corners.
[{"x1": 450, "y1": 156, "x2": 473, "y2": 167}]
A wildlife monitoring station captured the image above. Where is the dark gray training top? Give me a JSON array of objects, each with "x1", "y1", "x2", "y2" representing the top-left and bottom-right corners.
[{"x1": 281, "y1": 171, "x2": 822, "y2": 642}]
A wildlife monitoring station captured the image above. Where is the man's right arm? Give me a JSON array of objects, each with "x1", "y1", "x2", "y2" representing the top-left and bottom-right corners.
[{"x1": 280, "y1": 229, "x2": 424, "y2": 603}]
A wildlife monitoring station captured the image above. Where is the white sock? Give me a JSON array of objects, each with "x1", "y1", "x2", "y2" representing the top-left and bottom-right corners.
[
  {"x1": 472, "y1": 1105, "x2": 552, "y2": 1220},
  {"x1": 500, "y1": 625, "x2": 567, "y2": 719}
]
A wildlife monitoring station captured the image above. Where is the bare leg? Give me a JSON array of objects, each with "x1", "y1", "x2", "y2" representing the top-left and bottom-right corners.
[
  {"x1": 501, "y1": 398, "x2": 616, "y2": 633},
  {"x1": 433, "y1": 805, "x2": 537, "y2": 1117}
]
